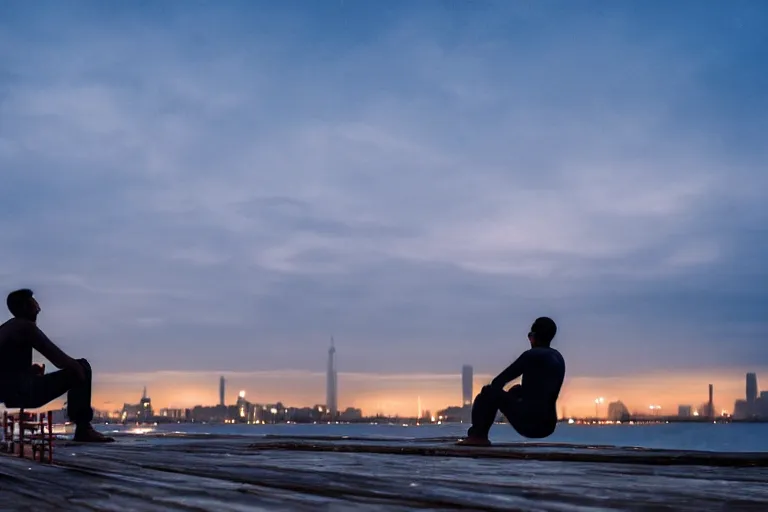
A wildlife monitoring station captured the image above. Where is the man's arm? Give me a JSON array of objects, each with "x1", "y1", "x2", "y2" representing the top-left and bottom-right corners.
[
  {"x1": 23, "y1": 322, "x2": 81, "y2": 372},
  {"x1": 490, "y1": 351, "x2": 529, "y2": 389}
]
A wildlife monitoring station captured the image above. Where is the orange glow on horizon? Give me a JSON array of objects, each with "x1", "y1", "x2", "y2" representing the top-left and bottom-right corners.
[{"x1": 34, "y1": 367, "x2": 763, "y2": 419}]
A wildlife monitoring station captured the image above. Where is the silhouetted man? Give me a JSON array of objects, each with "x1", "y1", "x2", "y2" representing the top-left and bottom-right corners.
[
  {"x1": 0, "y1": 289, "x2": 113, "y2": 442},
  {"x1": 458, "y1": 317, "x2": 565, "y2": 446}
]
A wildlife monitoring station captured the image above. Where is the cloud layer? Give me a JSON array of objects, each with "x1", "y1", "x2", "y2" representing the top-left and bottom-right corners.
[{"x1": 1, "y1": 2, "x2": 766, "y2": 405}]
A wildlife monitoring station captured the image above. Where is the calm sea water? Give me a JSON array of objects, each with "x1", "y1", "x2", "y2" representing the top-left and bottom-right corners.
[{"x1": 93, "y1": 421, "x2": 768, "y2": 453}]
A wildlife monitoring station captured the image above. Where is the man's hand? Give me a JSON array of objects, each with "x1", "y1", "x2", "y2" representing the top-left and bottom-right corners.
[{"x1": 30, "y1": 363, "x2": 45, "y2": 376}]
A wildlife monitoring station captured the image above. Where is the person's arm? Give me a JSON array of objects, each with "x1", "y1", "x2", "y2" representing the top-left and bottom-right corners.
[
  {"x1": 23, "y1": 322, "x2": 81, "y2": 372},
  {"x1": 490, "y1": 350, "x2": 529, "y2": 389}
]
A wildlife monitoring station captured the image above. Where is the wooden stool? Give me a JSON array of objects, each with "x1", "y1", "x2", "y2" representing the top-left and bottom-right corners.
[{"x1": 2, "y1": 410, "x2": 54, "y2": 463}]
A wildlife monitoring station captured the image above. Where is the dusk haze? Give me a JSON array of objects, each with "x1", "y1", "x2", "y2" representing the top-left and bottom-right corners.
[{"x1": 1, "y1": 1, "x2": 766, "y2": 420}]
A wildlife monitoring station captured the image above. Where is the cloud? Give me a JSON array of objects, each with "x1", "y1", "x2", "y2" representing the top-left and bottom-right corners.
[{"x1": 0, "y1": 2, "x2": 766, "y2": 387}]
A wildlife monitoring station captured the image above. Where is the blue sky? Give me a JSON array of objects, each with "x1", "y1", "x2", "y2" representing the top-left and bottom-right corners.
[{"x1": 1, "y1": 1, "x2": 766, "y2": 401}]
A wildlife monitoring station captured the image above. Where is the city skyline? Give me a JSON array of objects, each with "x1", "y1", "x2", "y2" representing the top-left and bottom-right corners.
[
  {"x1": 31, "y1": 364, "x2": 765, "y2": 419},
  {"x1": 1, "y1": 2, "x2": 766, "y2": 395}
]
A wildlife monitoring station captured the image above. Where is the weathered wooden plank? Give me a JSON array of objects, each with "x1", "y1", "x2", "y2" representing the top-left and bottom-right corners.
[
  {"x1": 1, "y1": 436, "x2": 767, "y2": 510},
  {"x1": 246, "y1": 440, "x2": 768, "y2": 467}
]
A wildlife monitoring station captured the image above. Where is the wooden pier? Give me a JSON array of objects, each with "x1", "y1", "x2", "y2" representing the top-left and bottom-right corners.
[{"x1": 1, "y1": 434, "x2": 767, "y2": 510}]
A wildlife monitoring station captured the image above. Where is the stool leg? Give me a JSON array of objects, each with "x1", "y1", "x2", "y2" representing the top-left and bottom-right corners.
[
  {"x1": 2, "y1": 411, "x2": 7, "y2": 453},
  {"x1": 38, "y1": 413, "x2": 44, "y2": 462},
  {"x1": 7, "y1": 412, "x2": 14, "y2": 455},
  {"x1": 18, "y1": 408, "x2": 24, "y2": 458},
  {"x1": 47, "y1": 411, "x2": 53, "y2": 463}
]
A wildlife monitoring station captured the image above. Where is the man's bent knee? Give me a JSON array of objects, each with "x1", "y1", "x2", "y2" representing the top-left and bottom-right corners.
[
  {"x1": 476, "y1": 385, "x2": 504, "y2": 402},
  {"x1": 65, "y1": 359, "x2": 92, "y2": 385},
  {"x1": 77, "y1": 358, "x2": 92, "y2": 375}
]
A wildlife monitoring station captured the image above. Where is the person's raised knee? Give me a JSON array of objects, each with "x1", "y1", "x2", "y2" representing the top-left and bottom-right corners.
[
  {"x1": 75, "y1": 358, "x2": 92, "y2": 380},
  {"x1": 477, "y1": 384, "x2": 503, "y2": 400}
]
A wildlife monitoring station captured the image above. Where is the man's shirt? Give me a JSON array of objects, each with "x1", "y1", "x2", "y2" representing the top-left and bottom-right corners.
[
  {"x1": 0, "y1": 318, "x2": 72, "y2": 377},
  {"x1": 491, "y1": 346, "x2": 566, "y2": 416},
  {"x1": 0, "y1": 318, "x2": 35, "y2": 375}
]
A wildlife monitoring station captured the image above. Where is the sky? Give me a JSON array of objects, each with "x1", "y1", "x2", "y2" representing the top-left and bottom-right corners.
[{"x1": 0, "y1": 1, "x2": 766, "y2": 417}]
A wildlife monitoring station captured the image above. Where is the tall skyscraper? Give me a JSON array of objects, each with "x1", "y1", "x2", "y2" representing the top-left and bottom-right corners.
[
  {"x1": 461, "y1": 365, "x2": 473, "y2": 407},
  {"x1": 746, "y1": 373, "x2": 758, "y2": 415},
  {"x1": 139, "y1": 386, "x2": 153, "y2": 422},
  {"x1": 326, "y1": 337, "x2": 338, "y2": 418},
  {"x1": 219, "y1": 376, "x2": 226, "y2": 407},
  {"x1": 461, "y1": 365, "x2": 473, "y2": 423},
  {"x1": 708, "y1": 384, "x2": 714, "y2": 419}
]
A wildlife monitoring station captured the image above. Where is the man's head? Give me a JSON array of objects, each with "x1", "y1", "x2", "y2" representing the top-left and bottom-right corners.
[
  {"x1": 6, "y1": 289, "x2": 40, "y2": 321},
  {"x1": 528, "y1": 316, "x2": 557, "y2": 347}
]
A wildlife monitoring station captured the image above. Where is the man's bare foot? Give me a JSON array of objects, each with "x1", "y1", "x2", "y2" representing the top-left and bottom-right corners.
[
  {"x1": 456, "y1": 437, "x2": 491, "y2": 447},
  {"x1": 73, "y1": 426, "x2": 115, "y2": 443}
]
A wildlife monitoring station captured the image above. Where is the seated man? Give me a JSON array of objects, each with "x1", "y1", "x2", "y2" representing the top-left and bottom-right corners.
[
  {"x1": 458, "y1": 316, "x2": 565, "y2": 446},
  {"x1": 0, "y1": 289, "x2": 113, "y2": 442}
]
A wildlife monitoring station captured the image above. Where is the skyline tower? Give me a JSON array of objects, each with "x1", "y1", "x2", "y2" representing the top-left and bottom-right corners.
[
  {"x1": 326, "y1": 337, "x2": 338, "y2": 418},
  {"x1": 461, "y1": 364, "x2": 473, "y2": 423},
  {"x1": 219, "y1": 376, "x2": 226, "y2": 407},
  {"x1": 461, "y1": 365, "x2": 473, "y2": 407},
  {"x1": 708, "y1": 383, "x2": 714, "y2": 419},
  {"x1": 747, "y1": 373, "x2": 758, "y2": 415},
  {"x1": 139, "y1": 386, "x2": 153, "y2": 422}
]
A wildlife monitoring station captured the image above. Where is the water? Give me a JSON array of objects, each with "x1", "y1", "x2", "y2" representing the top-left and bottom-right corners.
[{"x1": 93, "y1": 421, "x2": 768, "y2": 452}]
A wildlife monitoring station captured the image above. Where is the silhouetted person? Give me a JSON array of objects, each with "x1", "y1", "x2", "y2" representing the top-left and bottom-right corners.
[
  {"x1": 458, "y1": 317, "x2": 565, "y2": 446},
  {"x1": 0, "y1": 289, "x2": 113, "y2": 442}
]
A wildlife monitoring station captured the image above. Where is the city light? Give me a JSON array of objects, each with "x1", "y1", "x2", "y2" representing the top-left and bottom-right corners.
[
  {"x1": 238, "y1": 390, "x2": 245, "y2": 399},
  {"x1": 594, "y1": 397, "x2": 604, "y2": 418}
]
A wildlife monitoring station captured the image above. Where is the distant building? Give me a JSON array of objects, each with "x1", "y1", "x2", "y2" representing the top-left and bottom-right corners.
[
  {"x1": 121, "y1": 387, "x2": 153, "y2": 423},
  {"x1": 139, "y1": 387, "x2": 153, "y2": 422},
  {"x1": 121, "y1": 403, "x2": 142, "y2": 422},
  {"x1": 746, "y1": 373, "x2": 758, "y2": 416},
  {"x1": 461, "y1": 365, "x2": 473, "y2": 423},
  {"x1": 707, "y1": 384, "x2": 714, "y2": 419},
  {"x1": 326, "y1": 337, "x2": 338, "y2": 418},
  {"x1": 758, "y1": 391, "x2": 768, "y2": 419},
  {"x1": 678, "y1": 405, "x2": 693, "y2": 418},
  {"x1": 339, "y1": 407, "x2": 363, "y2": 421},
  {"x1": 461, "y1": 365, "x2": 473, "y2": 406},
  {"x1": 733, "y1": 399, "x2": 749, "y2": 420},
  {"x1": 219, "y1": 376, "x2": 226, "y2": 407},
  {"x1": 236, "y1": 390, "x2": 251, "y2": 421},
  {"x1": 159, "y1": 408, "x2": 183, "y2": 420},
  {"x1": 190, "y1": 405, "x2": 229, "y2": 423},
  {"x1": 607, "y1": 401, "x2": 630, "y2": 422},
  {"x1": 436, "y1": 406, "x2": 465, "y2": 422}
]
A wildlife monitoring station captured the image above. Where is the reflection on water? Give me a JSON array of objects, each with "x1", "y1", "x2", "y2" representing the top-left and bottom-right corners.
[
  {"x1": 84, "y1": 421, "x2": 768, "y2": 452},
  {"x1": 126, "y1": 427, "x2": 156, "y2": 435}
]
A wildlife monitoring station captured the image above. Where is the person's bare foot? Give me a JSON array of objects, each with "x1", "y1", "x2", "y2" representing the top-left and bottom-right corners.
[
  {"x1": 456, "y1": 436, "x2": 491, "y2": 447},
  {"x1": 73, "y1": 426, "x2": 115, "y2": 443}
]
